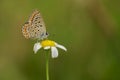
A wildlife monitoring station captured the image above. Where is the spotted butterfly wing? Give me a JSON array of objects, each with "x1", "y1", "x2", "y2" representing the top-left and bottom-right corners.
[{"x1": 22, "y1": 10, "x2": 48, "y2": 40}]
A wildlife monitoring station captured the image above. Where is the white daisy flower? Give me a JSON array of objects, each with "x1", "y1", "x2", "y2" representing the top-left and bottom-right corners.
[{"x1": 33, "y1": 40, "x2": 67, "y2": 58}]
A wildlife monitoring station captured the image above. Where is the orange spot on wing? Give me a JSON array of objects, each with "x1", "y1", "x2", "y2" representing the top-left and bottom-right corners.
[
  {"x1": 22, "y1": 24, "x2": 29, "y2": 39},
  {"x1": 29, "y1": 10, "x2": 40, "y2": 24}
]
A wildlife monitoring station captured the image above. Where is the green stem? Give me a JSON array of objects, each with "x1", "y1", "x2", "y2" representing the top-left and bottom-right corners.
[{"x1": 46, "y1": 51, "x2": 49, "y2": 80}]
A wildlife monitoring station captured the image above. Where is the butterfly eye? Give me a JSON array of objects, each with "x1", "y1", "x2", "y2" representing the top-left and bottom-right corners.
[{"x1": 46, "y1": 32, "x2": 49, "y2": 36}]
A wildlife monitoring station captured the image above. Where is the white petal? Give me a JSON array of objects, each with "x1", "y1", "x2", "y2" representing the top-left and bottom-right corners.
[
  {"x1": 33, "y1": 43, "x2": 42, "y2": 54},
  {"x1": 44, "y1": 46, "x2": 50, "y2": 50},
  {"x1": 55, "y1": 43, "x2": 67, "y2": 51},
  {"x1": 51, "y1": 47, "x2": 58, "y2": 58}
]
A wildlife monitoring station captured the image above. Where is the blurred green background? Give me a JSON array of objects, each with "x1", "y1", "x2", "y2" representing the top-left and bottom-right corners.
[{"x1": 0, "y1": 0, "x2": 120, "y2": 80}]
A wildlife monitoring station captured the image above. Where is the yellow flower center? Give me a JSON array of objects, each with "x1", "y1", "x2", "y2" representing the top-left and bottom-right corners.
[{"x1": 41, "y1": 40, "x2": 55, "y2": 47}]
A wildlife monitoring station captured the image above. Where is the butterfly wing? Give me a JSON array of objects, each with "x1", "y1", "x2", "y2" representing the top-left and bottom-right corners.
[
  {"x1": 22, "y1": 10, "x2": 48, "y2": 40},
  {"x1": 22, "y1": 22, "x2": 31, "y2": 39},
  {"x1": 28, "y1": 10, "x2": 47, "y2": 39}
]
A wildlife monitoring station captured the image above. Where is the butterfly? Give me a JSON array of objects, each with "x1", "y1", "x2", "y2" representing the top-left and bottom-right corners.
[{"x1": 22, "y1": 10, "x2": 49, "y2": 40}]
